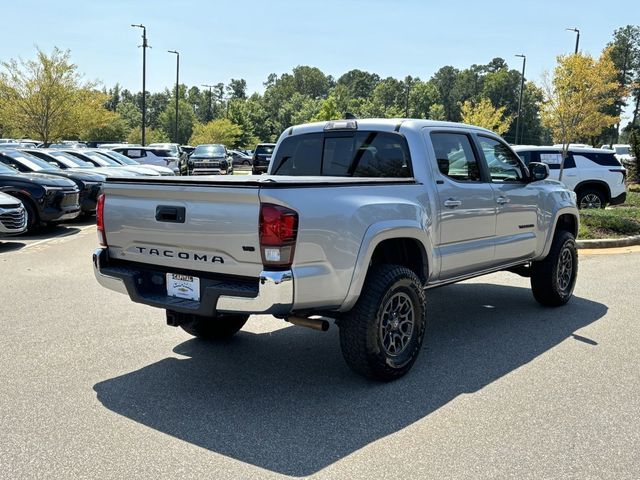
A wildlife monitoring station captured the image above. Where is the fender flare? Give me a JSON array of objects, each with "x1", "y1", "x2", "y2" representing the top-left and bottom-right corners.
[
  {"x1": 339, "y1": 220, "x2": 433, "y2": 312},
  {"x1": 538, "y1": 206, "x2": 579, "y2": 259}
]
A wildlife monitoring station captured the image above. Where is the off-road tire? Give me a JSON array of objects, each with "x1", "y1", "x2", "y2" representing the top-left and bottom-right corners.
[
  {"x1": 531, "y1": 230, "x2": 578, "y2": 306},
  {"x1": 339, "y1": 264, "x2": 426, "y2": 381},
  {"x1": 181, "y1": 314, "x2": 249, "y2": 340}
]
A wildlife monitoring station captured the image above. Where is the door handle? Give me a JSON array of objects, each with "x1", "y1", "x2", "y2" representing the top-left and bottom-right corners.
[
  {"x1": 443, "y1": 198, "x2": 462, "y2": 208},
  {"x1": 496, "y1": 196, "x2": 511, "y2": 205}
]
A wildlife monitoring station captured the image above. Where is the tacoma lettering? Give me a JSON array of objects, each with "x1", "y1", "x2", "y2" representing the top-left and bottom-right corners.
[{"x1": 135, "y1": 247, "x2": 224, "y2": 263}]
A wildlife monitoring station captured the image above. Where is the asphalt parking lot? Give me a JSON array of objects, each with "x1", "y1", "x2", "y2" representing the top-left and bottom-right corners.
[{"x1": 1, "y1": 227, "x2": 639, "y2": 479}]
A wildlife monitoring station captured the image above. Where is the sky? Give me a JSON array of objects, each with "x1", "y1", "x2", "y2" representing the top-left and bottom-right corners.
[{"x1": 1, "y1": 0, "x2": 638, "y2": 121}]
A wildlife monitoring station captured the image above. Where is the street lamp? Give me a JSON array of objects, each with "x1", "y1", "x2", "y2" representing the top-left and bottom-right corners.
[
  {"x1": 168, "y1": 50, "x2": 180, "y2": 144},
  {"x1": 202, "y1": 84, "x2": 215, "y2": 122},
  {"x1": 131, "y1": 24, "x2": 149, "y2": 146},
  {"x1": 514, "y1": 54, "x2": 526, "y2": 145},
  {"x1": 566, "y1": 27, "x2": 580, "y2": 54}
]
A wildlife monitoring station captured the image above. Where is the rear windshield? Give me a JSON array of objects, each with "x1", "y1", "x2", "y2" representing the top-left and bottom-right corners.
[
  {"x1": 150, "y1": 149, "x2": 174, "y2": 157},
  {"x1": 271, "y1": 132, "x2": 412, "y2": 177},
  {"x1": 255, "y1": 145, "x2": 275, "y2": 155}
]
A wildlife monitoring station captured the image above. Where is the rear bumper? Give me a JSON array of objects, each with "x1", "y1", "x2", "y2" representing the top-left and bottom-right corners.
[
  {"x1": 92, "y1": 247, "x2": 294, "y2": 316},
  {"x1": 609, "y1": 191, "x2": 627, "y2": 206}
]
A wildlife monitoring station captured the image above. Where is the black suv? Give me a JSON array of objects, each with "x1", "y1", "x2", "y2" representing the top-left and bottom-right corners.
[
  {"x1": 251, "y1": 143, "x2": 276, "y2": 174},
  {"x1": 0, "y1": 150, "x2": 104, "y2": 215},
  {"x1": 0, "y1": 163, "x2": 80, "y2": 232}
]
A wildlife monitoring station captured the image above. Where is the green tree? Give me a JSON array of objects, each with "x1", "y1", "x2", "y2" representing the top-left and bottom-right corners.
[
  {"x1": 460, "y1": 98, "x2": 512, "y2": 134},
  {"x1": 116, "y1": 100, "x2": 142, "y2": 130},
  {"x1": 159, "y1": 97, "x2": 195, "y2": 144},
  {"x1": 189, "y1": 119, "x2": 242, "y2": 146},
  {"x1": 313, "y1": 95, "x2": 341, "y2": 121},
  {"x1": 127, "y1": 127, "x2": 168, "y2": 144},
  {"x1": 0, "y1": 47, "x2": 107, "y2": 143},
  {"x1": 336, "y1": 69, "x2": 380, "y2": 99},
  {"x1": 541, "y1": 51, "x2": 621, "y2": 178},
  {"x1": 227, "y1": 79, "x2": 247, "y2": 100},
  {"x1": 85, "y1": 114, "x2": 129, "y2": 141}
]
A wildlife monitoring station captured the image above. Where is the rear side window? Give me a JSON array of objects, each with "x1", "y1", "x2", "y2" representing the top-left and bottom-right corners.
[
  {"x1": 271, "y1": 131, "x2": 411, "y2": 177},
  {"x1": 577, "y1": 151, "x2": 620, "y2": 167},
  {"x1": 150, "y1": 149, "x2": 172, "y2": 157},
  {"x1": 430, "y1": 132, "x2": 481, "y2": 182}
]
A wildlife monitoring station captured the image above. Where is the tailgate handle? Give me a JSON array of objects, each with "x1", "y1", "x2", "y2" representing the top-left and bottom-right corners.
[{"x1": 155, "y1": 205, "x2": 185, "y2": 223}]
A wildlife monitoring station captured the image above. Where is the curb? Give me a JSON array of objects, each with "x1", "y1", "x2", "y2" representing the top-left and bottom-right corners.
[{"x1": 576, "y1": 234, "x2": 640, "y2": 249}]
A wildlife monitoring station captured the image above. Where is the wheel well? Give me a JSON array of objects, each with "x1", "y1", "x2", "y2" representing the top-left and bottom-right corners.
[
  {"x1": 555, "y1": 214, "x2": 578, "y2": 238},
  {"x1": 369, "y1": 238, "x2": 428, "y2": 283},
  {"x1": 575, "y1": 181, "x2": 610, "y2": 201}
]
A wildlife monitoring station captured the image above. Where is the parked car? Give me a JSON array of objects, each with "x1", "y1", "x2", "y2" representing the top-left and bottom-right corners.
[
  {"x1": 251, "y1": 143, "x2": 275, "y2": 174},
  {"x1": 184, "y1": 144, "x2": 233, "y2": 175},
  {"x1": 92, "y1": 150, "x2": 174, "y2": 176},
  {"x1": 600, "y1": 144, "x2": 634, "y2": 167},
  {"x1": 0, "y1": 191, "x2": 27, "y2": 237},
  {"x1": 0, "y1": 150, "x2": 104, "y2": 215},
  {"x1": 111, "y1": 146, "x2": 180, "y2": 173},
  {"x1": 61, "y1": 149, "x2": 159, "y2": 176},
  {"x1": 228, "y1": 149, "x2": 252, "y2": 167},
  {"x1": 514, "y1": 146, "x2": 626, "y2": 208},
  {"x1": 94, "y1": 118, "x2": 579, "y2": 381},
  {"x1": 23, "y1": 149, "x2": 131, "y2": 178},
  {"x1": 0, "y1": 162, "x2": 80, "y2": 232}
]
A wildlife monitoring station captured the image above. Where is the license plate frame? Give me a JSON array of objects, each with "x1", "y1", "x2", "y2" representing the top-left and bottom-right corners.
[{"x1": 166, "y1": 273, "x2": 201, "y2": 301}]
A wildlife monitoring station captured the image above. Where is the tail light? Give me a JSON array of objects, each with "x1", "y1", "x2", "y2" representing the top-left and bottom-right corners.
[
  {"x1": 96, "y1": 193, "x2": 107, "y2": 246},
  {"x1": 259, "y1": 203, "x2": 298, "y2": 269}
]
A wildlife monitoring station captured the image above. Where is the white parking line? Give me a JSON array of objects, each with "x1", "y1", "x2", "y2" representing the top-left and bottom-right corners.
[{"x1": 21, "y1": 224, "x2": 96, "y2": 250}]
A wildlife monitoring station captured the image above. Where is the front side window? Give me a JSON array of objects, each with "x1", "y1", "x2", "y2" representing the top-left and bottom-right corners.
[
  {"x1": 478, "y1": 136, "x2": 525, "y2": 182},
  {"x1": 430, "y1": 132, "x2": 481, "y2": 182}
]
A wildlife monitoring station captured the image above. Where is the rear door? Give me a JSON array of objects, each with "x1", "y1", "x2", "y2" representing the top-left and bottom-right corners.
[{"x1": 428, "y1": 131, "x2": 497, "y2": 280}]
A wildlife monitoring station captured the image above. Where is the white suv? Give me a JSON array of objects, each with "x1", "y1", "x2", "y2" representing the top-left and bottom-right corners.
[
  {"x1": 514, "y1": 146, "x2": 627, "y2": 208},
  {"x1": 112, "y1": 147, "x2": 180, "y2": 173}
]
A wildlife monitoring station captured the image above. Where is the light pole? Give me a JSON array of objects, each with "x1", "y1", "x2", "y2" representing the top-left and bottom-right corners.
[
  {"x1": 515, "y1": 54, "x2": 526, "y2": 145},
  {"x1": 566, "y1": 27, "x2": 580, "y2": 54},
  {"x1": 168, "y1": 50, "x2": 180, "y2": 144},
  {"x1": 202, "y1": 84, "x2": 215, "y2": 122},
  {"x1": 131, "y1": 24, "x2": 149, "y2": 145}
]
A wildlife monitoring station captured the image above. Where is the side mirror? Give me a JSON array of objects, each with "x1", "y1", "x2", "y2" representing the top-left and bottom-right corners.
[{"x1": 529, "y1": 162, "x2": 549, "y2": 181}]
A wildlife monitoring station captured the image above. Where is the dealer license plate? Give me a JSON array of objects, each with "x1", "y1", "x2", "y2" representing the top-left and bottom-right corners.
[{"x1": 166, "y1": 273, "x2": 200, "y2": 301}]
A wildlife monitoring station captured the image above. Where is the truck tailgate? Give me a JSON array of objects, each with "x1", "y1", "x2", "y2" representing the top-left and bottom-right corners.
[{"x1": 103, "y1": 182, "x2": 263, "y2": 278}]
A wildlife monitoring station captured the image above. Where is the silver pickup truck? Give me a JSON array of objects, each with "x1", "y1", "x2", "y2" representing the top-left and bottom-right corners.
[{"x1": 94, "y1": 119, "x2": 579, "y2": 381}]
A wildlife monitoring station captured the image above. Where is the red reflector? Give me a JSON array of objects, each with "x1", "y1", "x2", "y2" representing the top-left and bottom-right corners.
[{"x1": 96, "y1": 193, "x2": 107, "y2": 246}]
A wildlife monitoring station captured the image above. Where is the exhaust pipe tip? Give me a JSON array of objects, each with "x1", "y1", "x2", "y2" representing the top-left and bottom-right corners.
[{"x1": 286, "y1": 316, "x2": 330, "y2": 332}]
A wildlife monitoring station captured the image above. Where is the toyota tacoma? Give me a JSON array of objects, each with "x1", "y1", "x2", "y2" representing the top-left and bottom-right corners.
[{"x1": 94, "y1": 119, "x2": 579, "y2": 380}]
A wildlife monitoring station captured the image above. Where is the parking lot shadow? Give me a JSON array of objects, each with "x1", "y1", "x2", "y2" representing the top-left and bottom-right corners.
[{"x1": 94, "y1": 283, "x2": 607, "y2": 476}]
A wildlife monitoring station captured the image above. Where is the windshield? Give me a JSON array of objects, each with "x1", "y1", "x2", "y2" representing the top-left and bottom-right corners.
[
  {"x1": 4, "y1": 151, "x2": 59, "y2": 172},
  {"x1": 615, "y1": 146, "x2": 630, "y2": 155},
  {"x1": 83, "y1": 153, "x2": 118, "y2": 166},
  {"x1": 47, "y1": 151, "x2": 93, "y2": 168},
  {"x1": 0, "y1": 163, "x2": 18, "y2": 174},
  {"x1": 193, "y1": 144, "x2": 225, "y2": 157},
  {"x1": 101, "y1": 150, "x2": 138, "y2": 165}
]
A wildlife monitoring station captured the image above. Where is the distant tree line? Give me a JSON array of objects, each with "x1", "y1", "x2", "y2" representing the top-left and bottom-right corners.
[{"x1": 1, "y1": 25, "x2": 639, "y2": 148}]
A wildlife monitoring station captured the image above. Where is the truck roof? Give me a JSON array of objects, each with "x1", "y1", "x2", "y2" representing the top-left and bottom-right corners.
[
  {"x1": 284, "y1": 118, "x2": 495, "y2": 137},
  {"x1": 512, "y1": 145, "x2": 615, "y2": 154}
]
